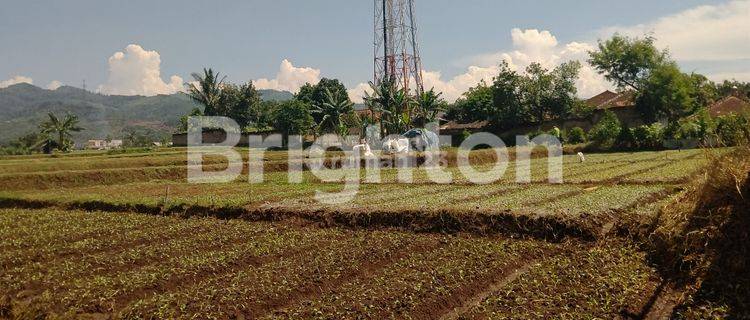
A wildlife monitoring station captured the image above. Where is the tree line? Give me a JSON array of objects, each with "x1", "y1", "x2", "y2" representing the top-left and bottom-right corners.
[{"x1": 181, "y1": 69, "x2": 448, "y2": 144}]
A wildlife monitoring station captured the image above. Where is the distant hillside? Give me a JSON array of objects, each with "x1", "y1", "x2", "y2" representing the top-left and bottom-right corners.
[{"x1": 0, "y1": 83, "x2": 293, "y2": 144}]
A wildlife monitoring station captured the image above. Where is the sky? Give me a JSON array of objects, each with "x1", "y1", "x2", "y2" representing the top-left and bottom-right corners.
[{"x1": 1, "y1": 0, "x2": 749, "y2": 102}]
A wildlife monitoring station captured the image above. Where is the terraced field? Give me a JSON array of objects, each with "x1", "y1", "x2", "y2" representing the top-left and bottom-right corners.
[{"x1": 0, "y1": 147, "x2": 727, "y2": 319}]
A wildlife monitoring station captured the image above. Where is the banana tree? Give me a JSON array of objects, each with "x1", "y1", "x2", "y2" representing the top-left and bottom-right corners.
[{"x1": 39, "y1": 112, "x2": 83, "y2": 152}]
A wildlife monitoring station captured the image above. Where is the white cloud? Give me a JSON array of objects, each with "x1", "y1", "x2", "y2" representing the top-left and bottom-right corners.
[
  {"x1": 0, "y1": 75, "x2": 33, "y2": 88},
  {"x1": 46, "y1": 80, "x2": 63, "y2": 90},
  {"x1": 347, "y1": 82, "x2": 373, "y2": 104},
  {"x1": 254, "y1": 59, "x2": 321, "y2": 93},
  {"x1": 422, "y1": 29, "x2": 610, "y2": 102},
  {"x1": 600, "y1": 0, "x2": 750, "y2": 62},
  {"x1": 97, "y1": 44, "x2": 184, "y2": 96}
]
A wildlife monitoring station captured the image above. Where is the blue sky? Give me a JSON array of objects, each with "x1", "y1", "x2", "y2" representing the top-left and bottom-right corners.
[{"x1": 1, "y1": 0, "x2": 748, "y2": 100}]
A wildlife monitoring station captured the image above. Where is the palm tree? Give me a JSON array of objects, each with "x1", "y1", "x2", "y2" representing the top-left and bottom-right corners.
[
  {"x1": 187, "y1": 68, "x2": 225, "y2": 116},
  {"x1": 415, "y1": 88, "x2": 445, "y2": 125},
  {"x1": 39, "y1": 112, "x2": 83, "y2": 152},
  {"x1": 311, "y1": 88, "x2": 355, "y2": 137}
]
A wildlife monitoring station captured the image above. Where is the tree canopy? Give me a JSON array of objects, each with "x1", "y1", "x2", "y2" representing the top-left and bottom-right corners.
[
  {"x1": 273, "y1": 100, "x2": 314, "y2": 144},
  {"x1": 589, "y1": 34, "x2": 720, "y2": 122},
  {"x1": 588, "y1": 34, "x2": 668, "y2": 92},
  {"x1": 446, "y1": 60, "x2": 582, "y2": 129}
]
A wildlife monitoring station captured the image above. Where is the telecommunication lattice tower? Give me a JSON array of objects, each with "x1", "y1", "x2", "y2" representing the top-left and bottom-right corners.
[{"x1": 374, "y1": 0, "x2": 424, "y2": 95}]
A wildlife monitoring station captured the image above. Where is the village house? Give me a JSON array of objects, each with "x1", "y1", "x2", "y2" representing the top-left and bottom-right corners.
[{"x1": 85, "y1": 139, "x2": 123, "y2": 150}]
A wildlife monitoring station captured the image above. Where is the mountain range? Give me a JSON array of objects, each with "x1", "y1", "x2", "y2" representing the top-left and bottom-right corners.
[{"x1": 0, "y1": 83, "x2": 293, "y2": 144}]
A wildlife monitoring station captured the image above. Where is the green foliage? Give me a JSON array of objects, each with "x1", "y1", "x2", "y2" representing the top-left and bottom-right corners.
[
  {"x1": 253, "y1": 100, "x2": 280, "y2": 129},
  {"x1": 0, "y1": 83, "x2": 202, "y2": 144},
  {"x1": 567, "y1": 127, "x2": 587, "y2": 144},
  {"x1": 273, "y1": 100, "x2": 314, "y2": 145},
  {"x1": 715, "y1": 114, "x2": 749, "y2": 146},
  {"x1": 0, "y1": 132, "x2": 46, "y2": 155},
  {"x1": 590, "y1": 35, "x2": 717, "y2": 124},
  {"x1": 448, "y1": 60, "x2": 581, "y2": 129},
  {"x1": 524, "y1": 61, "x2": 582, "y2": 124},
  {"x1": 588, "y1": 34, "x2": 667, "y2": 91},
  {"x1": 415, "y1": 88, "x2": 446, "y2": 125},
  {"x1": 364, "y1": 80, "x2": 415, "y2": 135},
  {"x1": 716, "y1": 80, "x2": 750, "y2": 100},
  {"x1": 690, "y1": 73, "x2": 720, "y2": 110},
  {"x1": 489, "y1": 62, "x2": 526, "y2": 127},
  {"x1": 217, "y1": 82, "x2": 262, "y2": 129},
  {"x1": 39, "y1": 112, "x2": 84, "y2": 152},
  {"x1": 589, "y1": 111, "x2": 622, "y2": 148},
  {"x1": 186, "y1": 68, "x2": 281, "y2": 132},
  {"x1": 311, "y1": 88, "x2": 356, "y2": 136},
  {"x1": 673, "y1": 109, "x2": 715, "y2": 142},
  {"x1": 447, "y1": 81, "x2": 494, "y2": 124},
  {"x1": 178, "y1": 108, "x2": 204, "y2": 132},
  {"x1": 636, "y1": 63, "x2": 697, "y2": 122},
  {"x1": 122, "y1": 126, "x2": 168, "y2": 148},
  {"x1": 631, "y1": 123, "x2": 664, "y2": 149},
  {"x1": 295, "y1": 78, "x2": 350, "y2": 124},
  {"x1": 187, "y1": 68, "x2": 225, "y2": 116}
]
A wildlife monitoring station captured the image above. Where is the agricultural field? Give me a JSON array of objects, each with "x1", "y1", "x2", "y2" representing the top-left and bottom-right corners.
[{"x1": 0, "y1": 147, "x2": 729, "y2": 319}]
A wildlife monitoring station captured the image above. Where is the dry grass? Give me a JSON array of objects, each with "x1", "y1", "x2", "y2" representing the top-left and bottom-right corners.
[{"x1": 625, "y1": 146, "x2": 750, "y2": 318}]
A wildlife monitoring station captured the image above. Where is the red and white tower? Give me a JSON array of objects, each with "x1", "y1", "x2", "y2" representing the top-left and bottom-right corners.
[{"x1": 374, "y1": 0, "x2": 425, "y2": 96}]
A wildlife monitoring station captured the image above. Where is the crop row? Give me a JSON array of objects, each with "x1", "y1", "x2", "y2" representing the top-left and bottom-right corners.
[
  {"x1": 1, "y1": 209, "x2": 344, "y2": 318},
  {"x1": 265, "y1": 236, "x2": 558, "y2": 319},
  {"x1": 460, "y1": 241, "x2": 662, "y2": 318},
  {"x1": 118, "y1": 229, "x2": 441, "y2": 319}
]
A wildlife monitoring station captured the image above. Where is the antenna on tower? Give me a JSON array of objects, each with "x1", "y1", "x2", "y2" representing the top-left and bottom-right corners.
[{"x1": 374, "y1": 0, "x2": 425, "y2": 96}]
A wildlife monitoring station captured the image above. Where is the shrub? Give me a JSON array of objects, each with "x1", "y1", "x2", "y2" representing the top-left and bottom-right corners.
[
  {"x1": 589, "y1": 111, "x2": 622, "y2": 148},
  {"x1": 567, "y1": 127, "x2": 587, "y2": 144},
  {"x1": 618, "y1": 124, "x2": 635, "y2": 149},
  {"x1": 632, "y1": 123, "x2": 664, "y2": 149},
  {"x1": 673, "y1": 109, "x2": 715, "y2": 142},
  {"x1": 716, "y1": 114, "x2": 749, "y2": 146}
]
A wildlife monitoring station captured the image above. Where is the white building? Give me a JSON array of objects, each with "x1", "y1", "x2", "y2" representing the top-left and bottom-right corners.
[{"x1": 86, "y1": 139, "x2": 123, "y2": 150}]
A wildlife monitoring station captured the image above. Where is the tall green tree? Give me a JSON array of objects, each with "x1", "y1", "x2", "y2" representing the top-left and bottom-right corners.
[
  {"x1": 295, "y1": 78, "x2": 350, "y2": 124},
  {"x1": 523, "y1": 63, "x2": 555, "y2": 124},
  {"x1": 636, "y1": 63, "x2": 696, "y2": 122},
  {"x1": 490, "y1": 62, "x2": 526, "y2": 127},
  {"x1": 273, "y1": 100, "x2": 314, "y2": 146},
  {"x1": 590, "y1": 34, "x2": 715, "y2": 122},
  {"x1": 689, "y1": 73, "x2": 719, "y2": 109},
  {"x1": 252, "y1": 100, "x2": 280, "y2": 129},
  {"x1": 311, "y1": 88, "x2": 356, "y2": 136},
  {"x1": 187, "y1": 68, "x2": 225, "y2": 116},
  {"x1": 446, "y1": 81, "x2": 494, "y2": 124},
  {"x1": 588, "y1": 34, "x2": 668, "y2": 91},
  {"x1": 39, "y1": 112, "x2": 83, "y2": 152},
  {"x1": 218, "y1": 81, "x2": 262, "y2": 129}
]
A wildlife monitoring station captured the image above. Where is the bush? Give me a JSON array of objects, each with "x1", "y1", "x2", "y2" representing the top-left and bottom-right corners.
[
  {"x1": 618, "y1": 124, "x2": 635, "y2": 149},
  {"x1": 716, "y1": 114, "x2": 749, "y2": 146},
  {"x1": 632, "y1": 123, "x2": 664, "y2": 149},
  {"x1": 673, "y1": 110, "x2": 715, "y2": 142},
  {"x1": 567, "y1": 127, "x2": 587, "y2": 144},
  {"x1": 589, "y1": 111, "x2": 622, "y2": 148}
]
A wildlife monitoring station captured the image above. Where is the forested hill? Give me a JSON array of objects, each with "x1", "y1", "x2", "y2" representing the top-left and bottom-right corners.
[{"x1": 0, "y1": 83, "x2": 293, "y2": 144}]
